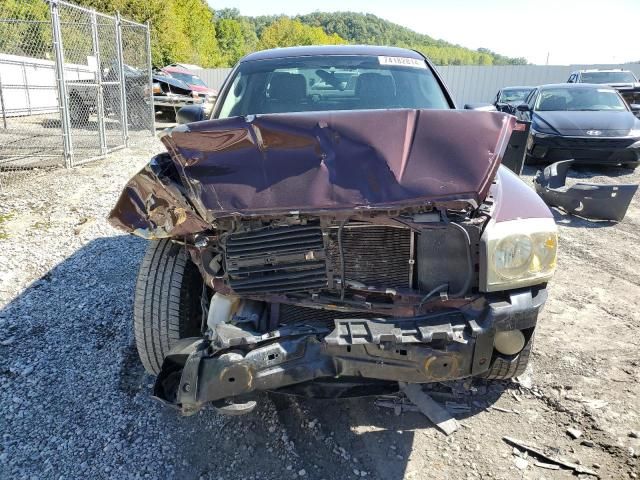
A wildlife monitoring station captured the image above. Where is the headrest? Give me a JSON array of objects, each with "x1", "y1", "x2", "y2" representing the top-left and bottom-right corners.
[
  {"x1": 539, "y1": 95, "x2": 566, "y2": 111},
  {"x1": 355, "y1": 73, "x2": 396, "y2": 99},
  {"x1": 268, "y1": 73, "x2": 307, "y2": 101}
]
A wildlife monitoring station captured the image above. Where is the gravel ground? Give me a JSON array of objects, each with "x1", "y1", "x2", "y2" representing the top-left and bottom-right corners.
[{"x1": 0, "y1": 131, "x2": 639, "y2": 480}]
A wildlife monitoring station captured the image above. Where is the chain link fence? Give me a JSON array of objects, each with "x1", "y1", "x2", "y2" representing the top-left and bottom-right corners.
[{"x1": 0, "y1": 0, "x2": 154, "y2": 189}]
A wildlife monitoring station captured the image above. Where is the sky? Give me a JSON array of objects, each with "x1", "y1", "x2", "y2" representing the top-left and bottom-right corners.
[{"x1": 208, "y1": 0, "x2": 640, "y2": 65}]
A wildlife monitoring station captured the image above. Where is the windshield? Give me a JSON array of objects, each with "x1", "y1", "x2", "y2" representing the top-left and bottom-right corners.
[
  {"x1": 580, "y1": 71, "x2": 637, "y2": 84},
  {"x1": 166, "y1": 71, "x2": 208, "y2": 87},
  {"x1": 535, "y1": 87, "x2": 627, "y2": 112},
  {"x1": 499, "y1": 88, "x2": 532, "y2": 103},
  {"x1": 217, "y1": 55, "x2": 450, "y2": 118}
]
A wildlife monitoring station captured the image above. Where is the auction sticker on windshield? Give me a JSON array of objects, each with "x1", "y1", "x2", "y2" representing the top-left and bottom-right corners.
[{"x1": 378, "y1": 56, "x2": 427, "y2": 68}]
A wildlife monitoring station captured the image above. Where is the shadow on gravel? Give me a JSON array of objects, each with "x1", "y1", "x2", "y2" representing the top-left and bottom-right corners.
[
  {"x1": 551, "y1": 208, "x2": 618, "y2": 229},
  {"x1": 0, "y1": 234, "x2": 509, "y2": 480},
  {"x1": 264, "y1": 381, "x2": 509, "y2": 480}
]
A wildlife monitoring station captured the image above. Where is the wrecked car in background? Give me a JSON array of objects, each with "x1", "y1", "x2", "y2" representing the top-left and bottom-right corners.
[
  {"x1": 493, "y1": 86, "x2": 534, "y2": 115},
  {"x1": 160, "y1": 64, "x2": 218, "y2": 100},
  {"x1": 109, "y1": 46, "x2": 558, "y2": 415},
  {"x1": 151, "y1": 69, "x2": 213, "y2": 122}
]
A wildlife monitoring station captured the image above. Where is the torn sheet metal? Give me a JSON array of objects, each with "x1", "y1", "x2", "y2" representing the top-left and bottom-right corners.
[
  {"x1": 109, "y1": 109, "x2": 515, "y2": 237},
  {"x1": 108, "y1": 154, "x2": 210, "y2": 238},
  {"x1": 534, "y1": 160, "x2": 638, "y2": 222}
]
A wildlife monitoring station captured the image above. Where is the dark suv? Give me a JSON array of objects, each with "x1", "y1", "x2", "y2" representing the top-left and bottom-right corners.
[
  {"x1": 568, "y1": 69, "x2": 640, "y2": 110},
  {"x1": 109, "y1": 46, "x2": 557, "y2": 415}
]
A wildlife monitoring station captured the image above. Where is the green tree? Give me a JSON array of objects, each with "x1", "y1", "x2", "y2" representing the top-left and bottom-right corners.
[
  {"x1": 297, "y1": 12, "x2": 527, "y2": 66},
  {"x1": 259, "y1": 18, "x2": 346, "y2": 50},
  {"x1": 4, "y1": 2, "x2": 527, "y2": 68},
  {"x1": 71, "y1": 0, "x2": 221, "y2": 67},
  {"x1": 215, "y1": 8, "x2": 241, "y2": 20},
  {"x1": 216, "y1": 18, "x2": 246, "y2": 66},
  {"x1": 0, "y1": 0, "x2": 51, "y2": 59}
]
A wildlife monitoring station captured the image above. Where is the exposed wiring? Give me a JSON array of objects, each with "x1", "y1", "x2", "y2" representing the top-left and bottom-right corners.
[{"x1": 417, "y1": 283, "x2": 449, "y2": 311}]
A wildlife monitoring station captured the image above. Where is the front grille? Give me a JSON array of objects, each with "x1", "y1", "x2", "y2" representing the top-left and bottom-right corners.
[
  {"x1": 224, "y1": 225, "x2": 327, "y2": 294},
  {"x1": 278, "y1": 304, "x2": 380, "y2": 327},
  {"x1": 327, "y1": 225, "x2": 411, "y2": 288},
  {"x1": 552, "y1": 137, "x2": 636, "y2": 150}
]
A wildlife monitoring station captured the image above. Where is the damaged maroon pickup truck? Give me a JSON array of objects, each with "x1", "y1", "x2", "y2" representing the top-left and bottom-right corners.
[{"x1": 109, "y1": 46, "x2": 558, "y2": 415}]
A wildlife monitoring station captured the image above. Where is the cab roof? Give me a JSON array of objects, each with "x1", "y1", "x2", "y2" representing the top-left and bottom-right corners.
[
  {"x1": 539, "y1": 83, "x2": 617, "y2": 90},
  {"x1": 574, "y1": 69, "x2": 632, "y2": 73},
  {"x1": 241, "y1": 45, "x2": 425, "y2": 63}
]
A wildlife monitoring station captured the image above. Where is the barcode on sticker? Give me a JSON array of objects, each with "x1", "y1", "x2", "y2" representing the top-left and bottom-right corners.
[{"x1": 378, "y1": 56, "x2": 427, "y2": 68}]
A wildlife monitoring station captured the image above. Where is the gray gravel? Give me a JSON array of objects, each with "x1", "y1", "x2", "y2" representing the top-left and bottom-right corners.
[
  {"x1": 0, "y1": 136, "x2": 373, "y2": 480},
  {"x1": 1, "y1": 133, "x2": 638, "y2": 479}
]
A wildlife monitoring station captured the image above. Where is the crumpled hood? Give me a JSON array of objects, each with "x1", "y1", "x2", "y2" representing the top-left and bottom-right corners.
[
  {"x1": 152, "y1": 73, "x2": 192, "y2": 92},
  {"x1": 533, "y1": 110, "x2": 640, "y2": 136},
  {"x1": 109, "y1": 109, "x2": 515, "y2": 238}
]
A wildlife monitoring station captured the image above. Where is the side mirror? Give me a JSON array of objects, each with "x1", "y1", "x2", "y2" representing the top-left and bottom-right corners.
[
  {"x1": 463, "y1": 103, "x2": 497, "y2": 112},
  {"x1": 176, "y1": 105, "x2": 206, "y2": 124},
  {"x1": 630, "y1": 103, "x2": 640, "y2": 112},
  {"x1": 516, "y1": 104, "x2": 531, "y2": 112}
]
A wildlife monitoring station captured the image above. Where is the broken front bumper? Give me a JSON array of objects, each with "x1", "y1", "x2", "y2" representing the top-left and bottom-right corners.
[
  {"x1": 154, "y1": 288, "x2": 546, "y2": 414},
  {"x1": 534, "y1": 160, "x2": 639, "y2": 221},
  {"x1": 152, "y1": 94, "x2": 204, "y2": 109}
]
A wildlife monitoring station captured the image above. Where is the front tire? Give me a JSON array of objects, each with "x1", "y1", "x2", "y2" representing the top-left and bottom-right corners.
[
  {"x1": 484, "y1": 333, "x2": 534, "y2": 380},
  {"x1": 133, "y1": 240, "x2": 203, "y2": 375}
]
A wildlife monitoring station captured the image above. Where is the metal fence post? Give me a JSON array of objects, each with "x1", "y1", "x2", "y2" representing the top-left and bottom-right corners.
[
  {"x1": 145, "y1": 21, "x2": 155, "y2": 135},
  {"x1": 49, "y1": 0, "x2": 73, "y2": 169},
  {"x1": 21, "y1": 62, "x2": 32, "y2": 115},
  {"x1": 90, "y1": 10, "x2": 107, "y2": 156},
  {"x1": 0, "y1": 73, "x2": 7, "y2": 130},
  {"x1": 115, "y1": 12, "x2": 129, "y2": 147}
]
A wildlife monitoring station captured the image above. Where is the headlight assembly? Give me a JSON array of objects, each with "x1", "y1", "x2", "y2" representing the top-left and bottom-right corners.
[
  {"x1": 480, "y1": 218, "x2": 557, "y2": 292},
  {"x1": 530, "y1": 126, "x2": 553, "y2": 139}
]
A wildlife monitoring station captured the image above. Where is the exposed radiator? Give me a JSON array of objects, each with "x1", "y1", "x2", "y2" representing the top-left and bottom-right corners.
[
  {"x1": 327, "y1": 225, "x2": 412, "y2": 288},
  {"x1": 224, "y1": 225, "x2": 327, "y2": 294}
]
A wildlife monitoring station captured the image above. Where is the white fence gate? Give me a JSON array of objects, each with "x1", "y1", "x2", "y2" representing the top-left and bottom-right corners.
[{"x1": 0, "y1": 0, "x2": 154, "y2": 189}]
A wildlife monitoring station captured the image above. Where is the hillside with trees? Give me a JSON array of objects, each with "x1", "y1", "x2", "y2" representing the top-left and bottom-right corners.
[
  {"x1": 296, "y1": 12, "x2": 527, "y2": 65},
  {"x1": 3, "y1": 0, "x2": 527, "y2": 67}
]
